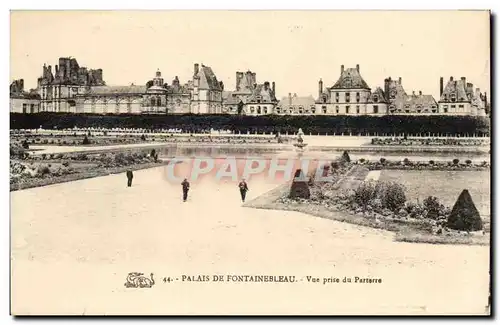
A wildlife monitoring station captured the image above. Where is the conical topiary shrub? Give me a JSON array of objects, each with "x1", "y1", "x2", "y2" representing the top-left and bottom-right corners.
[
  {"x1": 447, "y1": 189, "x2": 483, "y2": 231},
  {"x1": 289, "y1": 169, "x2": 310, "y2": 200},
  {"x1": 341, "y1": 151, "x2": 351, "y2": 163}
]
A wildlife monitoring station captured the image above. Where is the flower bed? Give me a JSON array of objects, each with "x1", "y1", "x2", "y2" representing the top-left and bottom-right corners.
[
  {"x1": 371, "y1": 137, "x2": 488, "y2": 147},
  {"x1": 10, "y1": 149, "x2": 168, "y2": 191},
  {"x1": 355, "y1": 157, "x2": 490, "y2": 171},
  {"x1": 245, "y1": 153, "x2": 489, "y2": 246}
]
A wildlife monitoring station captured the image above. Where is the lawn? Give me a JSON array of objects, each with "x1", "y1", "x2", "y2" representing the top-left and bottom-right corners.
[{"x1": 379, "y1": 170, "x2": 490, "y2": 217}]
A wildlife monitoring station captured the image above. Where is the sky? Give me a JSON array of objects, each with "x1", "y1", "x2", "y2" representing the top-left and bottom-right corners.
[{"x1": 10, "y1": 10, "x2": 490, "y2": 100}]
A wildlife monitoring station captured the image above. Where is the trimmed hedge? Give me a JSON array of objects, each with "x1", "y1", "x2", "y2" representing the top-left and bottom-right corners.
[{"x1": 10, "y1": 112, "x2": 490, "y2": 136}]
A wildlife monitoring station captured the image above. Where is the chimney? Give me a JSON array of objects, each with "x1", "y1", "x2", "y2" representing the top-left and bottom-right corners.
[
  {"x1": 450, "y1": 76, "x2": 453, "y2": 81},
  {"x1": 66, "y1": 59, "x2": 71, "y2": 79},
  {"x1": 398, "y1": 77, "x2": 402, "y2": 84},
  {"x1": 341, "y1": 65, "x2": 344, "y2": 74},
  {"x1": 440, "y1": 77, "x2": 444, "y2": 96},
  {"x1": 264, "y1": 81, "x2": 270, "y2": 90},
  {"x1": 289, "y1": 93, "x2": 292, "y2": 105},
  {"x1": 318, "y1": 78, "x2": 323, "y2": 98},
  {"x1": 55, "y1": 65, "x2": 59, "y2": 75},
  {"x1": 356, "y1": 64, "x2": 359, "y2": 72},
  {"x1": 194, "y1": 63, "x2": 199, "y2": 75},
  {"x1": 272, "y1": 81, "x2": 275, "y2": 93},
  {"x1": 412, "y1": 91, "x2": 415, "y2": 96},
  {"x1": 419, "y1": 90, "x2": 422, "y2": 96}
]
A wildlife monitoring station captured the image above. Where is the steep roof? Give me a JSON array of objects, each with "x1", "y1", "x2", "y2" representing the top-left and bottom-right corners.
[
  {"x1": 471, "y1": 89, "x2": 485, "y2": 108},
  {"x1": 331, "y1": 68, "x2": 370, "y2": 90},
  {"x1": 85, "y1": 85, "x2": 147, "y2": 95},
  {"x1": 440, "y1": 79, "x2": 469, "y2": 102},
  {"x1": 368, "y1": 87, "x2": 388, "y2": 103},
  {"x1": 386, "y1": 79, "x2": 408, "y2": 111},
  {"x1": 246, "y1": 84, "x2": 277, "y2": 103},
  {"x1": 316, "y1": 90, "x2": 331, "y2": 104},
  {"x1": 197, "y1": 65, "x2": 223, "y2": 91},
  {"x1": 278, "y1": 95, "x2": 316, "y2": 107},
  {"x1": 406, "y1": 94, "x2": 438, "y2": 111},
  {"x1": 222, "y1": 91, "x2": 244, "y2": 105}
]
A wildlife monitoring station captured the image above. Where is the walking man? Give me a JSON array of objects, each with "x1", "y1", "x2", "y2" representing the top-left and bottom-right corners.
[
  {"x1": 181, "y1": 178, "x2": 190, "y2": 202},
  {"x1": 126, "y1": 169, "x2": 134, "y2": 187},
  {"x1": 238, "y1": 178, "x2": 249, "y2": 202}
]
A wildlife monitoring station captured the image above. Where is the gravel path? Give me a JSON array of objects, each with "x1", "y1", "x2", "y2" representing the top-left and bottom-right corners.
[{"x1": 11, "y1": 164, "x2": 489, "y2": 315}]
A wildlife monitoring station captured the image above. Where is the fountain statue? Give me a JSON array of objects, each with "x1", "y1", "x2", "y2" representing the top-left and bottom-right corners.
[{"x1": 293, "y1": 128, "x2": 308, "y2": 151}]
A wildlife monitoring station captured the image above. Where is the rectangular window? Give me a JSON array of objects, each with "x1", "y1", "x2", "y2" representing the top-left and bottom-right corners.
[
  {"x1": 459, "y1": 105, "x2": 464, "y2": 108},
  {"x1": 22, "y1": 103, "x2": 27, "y2": 113},
  {"x1": 373, "y1": 105, "x2": 379, "y2": 114},
  {"x1": 444, "y1": 107, "x2": 448, "y2": 113},
  {"x1": 335, "y1": 105, "x2": 339, "y2": 114},
  {"x1": 346, "y1": 106, "x2": 350, "y2": 114},
  {"x1": 451, "y1": 105, "x2": 456, "y2": 108},
  {"x1": 322, "y1": 106, "x2": 327, "y2": 114},
  {"x1": 356, "y1": 105, "x2": 360, "y2": 114}
]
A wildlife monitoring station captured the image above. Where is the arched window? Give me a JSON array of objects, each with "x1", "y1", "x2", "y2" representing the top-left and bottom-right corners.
[
  {"x1": 156, "y1": 96, "x2": 162, "y2": 106},
  {"x1": 151, "y1": 97, "x2": 156, "y2": 106}
]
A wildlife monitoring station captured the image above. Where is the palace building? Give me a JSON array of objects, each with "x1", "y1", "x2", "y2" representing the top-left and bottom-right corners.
[
  {"x1": 23, "y1": 57, "x2": 223, "y2": 114},
  {"x1": 316, "y1": 65, "x2": 387, "y2": 115},
  {"x1": 222, "y1": 70, "x2": 278, "y2": 115},
  {"x1": 9, "y1": 79, "x2": 41, "y2": 114},
  {"x1": 10, "y1": 58, "x2": 488, "y2": 117},
  {"x1": 276, "y1": 93, "x2": 316, "y2": 115},
  {"x1": 438, "y1": 76, "x2": 487, "y2": 116}
]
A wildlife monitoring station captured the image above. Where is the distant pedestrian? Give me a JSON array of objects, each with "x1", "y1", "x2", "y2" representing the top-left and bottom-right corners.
[
  {"x1": 126, "y1": 169, "x2": 134, "y2": 187},
  {"x1": 181, "y1": 178, "x2": 190, "y2": 202},
  {"x1": 238, "y1": 179, "x2": 249, "y2": 202}
]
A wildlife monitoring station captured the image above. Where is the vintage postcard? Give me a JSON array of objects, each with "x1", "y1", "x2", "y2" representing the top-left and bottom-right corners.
[{"x1": 10, "y1": 10, "x2": 491, "y2": 316}]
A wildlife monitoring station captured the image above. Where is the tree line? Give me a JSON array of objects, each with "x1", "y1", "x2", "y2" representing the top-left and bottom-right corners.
[{"x1": 10, "y1": 113, "x2": 491, "y2": 136}]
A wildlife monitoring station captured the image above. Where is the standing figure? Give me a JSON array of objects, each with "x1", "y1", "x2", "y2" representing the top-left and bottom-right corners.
[
  {"x1": 181, "y1": 178, "x2": 190, "y2": 202},
  {"x1": 126, "y1": 169, "x2": 134, "y2": 187},
  {"x1": 238, "y1": 179, "x2": 249, "y2": 202}
]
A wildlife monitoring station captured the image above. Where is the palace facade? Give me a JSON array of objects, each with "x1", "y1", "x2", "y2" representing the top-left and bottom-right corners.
[
  {"x1": 21, "y1": 57, "x2": 223, "y2": 115},
  {"x1": 222, "y1": 70, "x2": 278, "y2": 115},
  {"x1": 438, "y1": 76, "x2": 488, "y2": 116},
  {"x1": 10, "y1": 57, "x2": 489, "y2": 116},
  {"x1": 9, "y1": 79, "x2": 41, "y2": 113}
]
